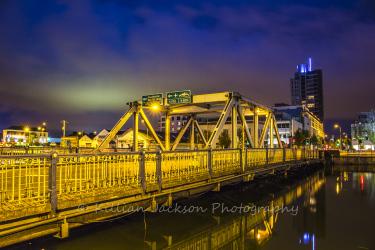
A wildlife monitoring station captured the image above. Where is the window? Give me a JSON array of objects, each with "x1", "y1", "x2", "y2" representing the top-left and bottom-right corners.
[
  {"x1": 178, "y1": 122, "x2": 181, "y2": 126},
  {"x1": 172, "y1": 123, "x2": 174, "y2": 126},
  {"x1": 307, "y1": 104, "x2": 315, "y2": 108},
  {"x1": 172, "y1": 128, "x2": 174, "y2": 132},
  {"x1": 162, "y1": 118, "x2": 165, "y2": 122},
  {"x1": 177, "y1": 117, "x2": 181, "y2": 120},
  {"x1": 172, "y1": 117, "x2": 174, "y2": 121}
]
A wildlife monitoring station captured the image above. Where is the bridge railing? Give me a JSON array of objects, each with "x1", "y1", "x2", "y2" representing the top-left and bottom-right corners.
[
  {"x1": 0, "y1": 154, "x2": 51, "y2": 219},
  {"x1": 0, "y1": 147, "x2": 320, "y2": 222},
  {"x1": 0, "y1": 146, "x2": 131, "y2": 155}
]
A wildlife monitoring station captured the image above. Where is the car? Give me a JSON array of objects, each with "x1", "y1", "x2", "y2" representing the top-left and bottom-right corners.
[{"x1": 179, "y1": 92, "x2": 189, "y2": 97}]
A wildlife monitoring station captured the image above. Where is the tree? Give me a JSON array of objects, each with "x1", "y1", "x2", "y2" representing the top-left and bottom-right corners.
[
  {"x1": 311, "y1": 135, "x2": 319, "y2": 146},
  {"x1": 294, "y1": 129, "x2": 310, "y2": 147},
  {"x1": 218, "y1": 130, "x2": 231, "y2": 148}
]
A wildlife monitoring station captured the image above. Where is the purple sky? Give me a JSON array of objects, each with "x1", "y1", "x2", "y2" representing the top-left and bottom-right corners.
[{"x1": 1, "y1": 0, "x2": 375, "y2": 138}]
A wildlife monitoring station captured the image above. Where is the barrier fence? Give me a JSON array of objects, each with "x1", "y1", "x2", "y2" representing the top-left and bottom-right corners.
[
  {"x1": 0, "y1": 147, "x2": 319, "y2": 222},
  {"x1": 0, "y1": 146, "x2": 131, "y2": 156}
]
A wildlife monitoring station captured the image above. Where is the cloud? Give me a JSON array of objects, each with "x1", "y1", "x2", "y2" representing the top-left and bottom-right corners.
[{"x1": 0, "y1": 0, "x2": 374, "y2": 135}]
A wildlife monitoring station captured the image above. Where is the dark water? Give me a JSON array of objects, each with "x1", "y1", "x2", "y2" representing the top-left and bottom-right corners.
[{"x1": 8, "y1": 164, "x2": 375, "y2": 250}]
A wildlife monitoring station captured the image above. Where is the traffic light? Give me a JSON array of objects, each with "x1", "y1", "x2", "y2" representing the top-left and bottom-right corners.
[
  {"x1": 306, "y1": 138, "x2": 310, "y2": 145},
  {"x1": 336, "y1": 142, "x2": 340, "y2": 146}
]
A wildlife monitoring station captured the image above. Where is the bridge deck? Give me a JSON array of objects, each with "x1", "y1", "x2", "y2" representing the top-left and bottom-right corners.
[{"x1": 0, "y1": 147, "x2": 320, "y2": 247}]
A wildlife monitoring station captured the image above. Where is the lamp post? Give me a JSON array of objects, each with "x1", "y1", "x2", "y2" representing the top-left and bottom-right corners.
[{"x1": 334, "y1": 124, "x2": 341, "y2": 150}]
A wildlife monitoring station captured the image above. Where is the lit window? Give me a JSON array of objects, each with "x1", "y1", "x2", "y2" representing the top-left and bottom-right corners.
[
  {"x1": 178, "y1": 122, "x2": 181, "y2": 126},
  {"x1": 307, "y1": 104, "x2": 315, "y2": 108},
  {"x1": 172, "y1": 128, "x2": 174, "y2": 132}
]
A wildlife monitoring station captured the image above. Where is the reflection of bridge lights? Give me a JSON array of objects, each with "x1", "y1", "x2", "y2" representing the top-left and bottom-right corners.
[
  {"x1": 303, "y1": 233, "x2": 310, "y2": 244},
  {"x1": 336, "y1": 183, "x2": 340, "y2": 194},
  {"x1": 361, "y1": 175, "x2": 364, "y2": 190},
  {"x1": 312, "y1": 234, "x2": 315, "y2": 250}
]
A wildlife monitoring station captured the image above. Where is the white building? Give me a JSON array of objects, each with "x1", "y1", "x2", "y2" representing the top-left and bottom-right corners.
[{"x1": 158, "y1": 115, "x2": 188, "y2": 132}]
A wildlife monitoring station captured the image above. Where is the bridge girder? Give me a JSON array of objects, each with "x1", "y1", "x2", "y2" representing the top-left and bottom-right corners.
[{"x1": 92, "y1": 91, "x2": 283, "y2": 152}]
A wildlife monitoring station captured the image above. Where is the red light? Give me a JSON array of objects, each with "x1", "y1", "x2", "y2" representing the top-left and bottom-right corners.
[{"x1": 360, "y1": 175, "x2": 364, "y2": 190}]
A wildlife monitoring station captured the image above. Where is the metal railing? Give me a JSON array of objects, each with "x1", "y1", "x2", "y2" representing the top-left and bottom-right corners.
[
  {"x1": 0, "y1": 147, "x2": 319, "y2": 222},
  {"x1": 0, "y1": 146, "x2": 131, "y2": 155}
]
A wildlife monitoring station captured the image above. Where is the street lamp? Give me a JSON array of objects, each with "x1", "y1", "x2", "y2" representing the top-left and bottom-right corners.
[{"x1": 334, "y1": 124, "x2": 341, "y2": 150}]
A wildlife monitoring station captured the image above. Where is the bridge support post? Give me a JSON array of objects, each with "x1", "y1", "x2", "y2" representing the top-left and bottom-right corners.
[
  {"x1": 190, "y1": 119, "x2": 195, "y2": 150},
  {"x1": 49, "y1": 153, "x2": 58, "y2": 217},
  {"x1": 231, "y1": 104, "x2": 237, "y2": 149},
  {"x1": 54, "y1": 217, "x2": 69, "y2": 239},
  {"x1": 254, "y1": 106, "x2": 258, "y2": 148},
  {"x1": 133, "y1": 109, "x2": 139, "y2": 152},
  {"x1": 208, "y1": 148, "x2": 212, "y2": 179},
  {"x1": 283, "y1": 147, "x2": 286, "y2": 165},
  {"x1": 156, "y1": 151, "x2": 162, "y2": 191},
  {"x1": 165, "y1": 113, "x2": 171, "y2": 151},
  {"x1": 266, "y1": 147, "x2": 269, "y2": 167},
  {"x1": 139, "y1": 151, "x2": 146, "y2": 195},
  {"x1": 269, "y1": 117, "x2": 274, "y2": 148}
]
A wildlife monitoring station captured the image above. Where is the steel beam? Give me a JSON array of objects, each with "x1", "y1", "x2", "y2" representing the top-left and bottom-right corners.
[
  {"x1": 194, "y1": 119, "x2": 207, "y2": 147},
  {"x1": 254, "y1": 107, "x2": 258, "y2": 148},
  {"x1": 231, "y1": 104, "x2": 237, "y2": 149},
  {"x1": 269, "y1": 115, "x2": 274, "y2": 148},
  {"x1": 139, "y1": 109, "x2": 165, "y2": 151},
  {"x1": 204, "y1": 97, "x2": 235, "y2": 149},
  {"x1": 190, "y1": 119, "x2": 195, "y2": 150},
  {"x1": 272, "y1": 116, "x2": 283, "y2": 148},
  {"x1": 237, "y1": 103, "x2": 254, "y2": 148},
  {"x1": 165, "y1": 113, "x2": 171, "y2": 151},
  {"x1": 171, "y1": 117, "x2": 193, "y2": 151},
  {"x1": 133, "y1": 109, "x2": 139, "y2": 151},
  {"x1": 258, "y1": 112, "x2": 271, "y2": 148},
  {"x1": 92, "y1": 106, "x2": 135, "y2": 152}
]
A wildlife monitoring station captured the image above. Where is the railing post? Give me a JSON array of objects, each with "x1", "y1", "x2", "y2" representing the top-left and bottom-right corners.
[
  {"x1": 283, "y1": 147, "x2": 286, "y2": 164},
  {"x1": 240, "y1": 149, "x2": 244, "y2": 173},
  {"x1": 156, "y1": 151, "x2": 162, "y2": 191},
  {"x1": 266, "y1": 147, "x2": 268, "y2": 167},
  {"x1": 76, "y1": 147, "x2": 79, "y2": 154},
  {"x1": 139, "y1": 151, "x2": 146, "y2": 195},
  {"x1": 25, "y1": 146, "x2": 28, "y2": 154},
  {"x1": 49, "y1": 153, "x2": 58, "y2": 217},
  {"x1": 244, "y1": 148, "x2": 247, "y2": 172},
  {"x1": 208, "y1": 148, "x2": 212, "y2": 179}
]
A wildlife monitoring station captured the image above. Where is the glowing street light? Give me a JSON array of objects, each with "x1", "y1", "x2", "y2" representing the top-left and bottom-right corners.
[
  {"x1": 152, "y1": 105, "x2": 158, "y2": 110},
  {"x1": 334, "y1": 124, "x2": 341, "y2": 150}
]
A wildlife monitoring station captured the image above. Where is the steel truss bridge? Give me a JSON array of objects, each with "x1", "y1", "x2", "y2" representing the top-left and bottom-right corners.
[
  {"x1": 0, "y1": 91, "x2": 322, "y2": 247},
  {"x1": 94, "y1": 91, "x2": 283, "y2": 152}
]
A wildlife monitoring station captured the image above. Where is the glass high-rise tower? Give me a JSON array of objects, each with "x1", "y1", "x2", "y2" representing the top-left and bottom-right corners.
[{"x1": 290, "y1": 58, "x2": 324, "y2": 122}]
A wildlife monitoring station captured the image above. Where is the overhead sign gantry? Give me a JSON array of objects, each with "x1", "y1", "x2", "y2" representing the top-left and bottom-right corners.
[{"x1": 92, "y1": 91, "x2": 282, "y2": 152}]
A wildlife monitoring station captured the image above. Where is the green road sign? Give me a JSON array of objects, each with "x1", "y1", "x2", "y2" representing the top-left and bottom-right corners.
[
  {"x1": 142, "y1": 93, "x2": 163, "y2": 107},
  {"x1": 166, "y1": 90, "x2": 191, "y2": 104}
]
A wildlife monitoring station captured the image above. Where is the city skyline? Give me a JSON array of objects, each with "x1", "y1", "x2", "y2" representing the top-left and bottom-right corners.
[{"x1": 1, "y1": 0, "x2": 375, "y2": 137}]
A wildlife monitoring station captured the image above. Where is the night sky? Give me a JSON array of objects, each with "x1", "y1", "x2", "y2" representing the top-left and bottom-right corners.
[{"x1": 1, "y1": 0, "x2": 375, "y2": 138}]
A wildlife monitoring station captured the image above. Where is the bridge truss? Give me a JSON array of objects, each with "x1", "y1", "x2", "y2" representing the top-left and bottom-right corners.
[{"x1": 93, "y1": 92, "x2": 282, "y2": 152}]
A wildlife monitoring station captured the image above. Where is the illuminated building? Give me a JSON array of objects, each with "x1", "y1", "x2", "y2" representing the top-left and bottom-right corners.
[
  {"x1": 3, "y1": 125, "x2": 48, "y2": 145},
  {"x1": 290, "y1": 58, "x2": 324, "y2": 122},
  {"x1": 159, "y1": 115, "x2": 188, "y2": 132},
  {"x1": 273, "y1": 104, "x2": 325, "y2": 138}
]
